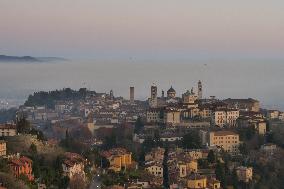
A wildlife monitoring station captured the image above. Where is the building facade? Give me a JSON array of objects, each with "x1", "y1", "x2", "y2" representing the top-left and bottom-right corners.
[
  {"x1": 212, "y1": 109, "x2": 239, "y2": 127},
  {"x1": 209, "y1": 131, "x2": 240, "y2": 154},
  {"x1": 9, "y1": 156, "x2": 34, "y2": 181},
  {"x1": 0, "y1": 140, "x2": 6, "y2": 156},
  {"x1": 236, "y1": 166, "x2": 253, "y2": 183},
  {"x1": 0, "y1": 124, "x2": 17, "y2": 137}
]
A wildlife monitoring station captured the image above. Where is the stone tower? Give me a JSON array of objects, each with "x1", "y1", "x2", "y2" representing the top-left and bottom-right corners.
[
  {"x1": 150, "y1": 84, "x2": 158, "y2": 107},
  {"x1": 198, "y1": 80, "x2": 202, "y2": 99},
  {"x1": 110, "y1": 90, "x2": 114, "y2": 100},
  {"x1": 130, "y1": 87, "x2": 134, "y2": 103}
]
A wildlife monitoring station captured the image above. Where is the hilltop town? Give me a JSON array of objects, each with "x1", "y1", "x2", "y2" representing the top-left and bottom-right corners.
[{"x1": 0, "y1": 81, "x2": 284, "y2": 189}]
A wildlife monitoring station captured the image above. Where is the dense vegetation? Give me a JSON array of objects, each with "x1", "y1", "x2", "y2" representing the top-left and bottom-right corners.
[{"x1": 24, "y1": 88, "x2": 91, "y2": 108}]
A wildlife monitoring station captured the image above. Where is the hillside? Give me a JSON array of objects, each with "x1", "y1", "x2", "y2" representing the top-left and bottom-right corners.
[{"x1": 0, "y1": 55, "x2": 67, "y2": 63}]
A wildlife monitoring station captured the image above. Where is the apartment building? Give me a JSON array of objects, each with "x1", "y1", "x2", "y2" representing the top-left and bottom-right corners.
[
  {"x1": 212, "y1": 109, "x2": 239, "y2": 127},
  {"x1": 209, "y1": 131, "x2": 240, "y2": 154}
]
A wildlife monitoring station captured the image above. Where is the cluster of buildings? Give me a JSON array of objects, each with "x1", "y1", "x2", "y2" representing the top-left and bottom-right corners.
[
  {"x1": 1, "y1": 81, "x2": 284, "y2": 188},
  {"x1": 0, "y1": 123, "x2": 17, "y2": 137},
  {"x1": 8, "y1": 156, "x2": 34, "y2": 181},
  {"x1": 146, "y1": 82, "x2": 263, "y2": 130},
  {"x1": 17, "y1": 89, "x2": 147, "y2": 141},
  {"x1": 101, "y1": 148, "x2": 133, "y2": 172},
  {"x1": 61, "y1": 152, "x2": 86, "y2": 179},
  {"x1": 143, "y1": 146, "x2": 221, "y2": 189},
  {"x1": 200, "y1": 130, "x2": 240, "y2": 155}
]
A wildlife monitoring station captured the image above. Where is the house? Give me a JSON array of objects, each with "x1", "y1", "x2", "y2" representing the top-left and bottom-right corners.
[
  {"x1": 212, "y1": 108, "x2": 239, "y2": 127},
  {"x1": 207, "y1": 178, "x2": 221, "y2": 189},
  {"x1": 187, "y1": 174, "x2": 207, "y2": 189},
  {"x1": 9, "y1": 156, "x2": 34, "y2": 181},
  {"x1": 0, "y1": 124, "x2": 17, "y2": 137},
  {"x1": 237, "y1": 113, "x2": 267, "y2": 135},
  {"x1": 164, "y1": 108, "x2": 181, "y2": 125},
  {"x1": 62, "y1": 152, "x2": 86, "y2": 179},
  {"x1": 145, "y1": 162, "x2": 163, "y2": 177},
  {"x1": 256, "y1": 121, "x2": 267, "y2": 135},
  {"x1": 267, "y1": 110, "x2": 280, "y2": 119},
  {"x1": 223, "y1": 98, "x2": 260, "y2": 112},
  {"x1": 185, "y1": 149, "x2": 209, "y2": 160},
  {"x1": 187, "y1": 174, "x2": 221, "y2": 189},
  {"x1": 209, "y1": 131, "x2": 240, "y2": 155},
  {"x1": 260, "y1": 143, "x2": 277, "y2": 155},
  {"x1": 146, "y1": 108, "x2": 162, "y2": 123},
  {"x1": 236, "y1": 166, "x2": 253, "y2": 183},
  {"x1": 145, "y1": 147, "x2": 165, "y2": 162},
  {"x1": 101, "y1": 148, "x2": 132, "y2": 172},
  {"x1": 0, "y1": 141, "x2": 6, "y2": 156}
]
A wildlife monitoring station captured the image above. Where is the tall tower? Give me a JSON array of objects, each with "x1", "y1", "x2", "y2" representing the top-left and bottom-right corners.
[
  {"x1": 110, "y1": 90, "x2": 114, "y2": 100},
  {"x1": 130, "y1": 87, "x2": 134, "y2": 103},
  {"x1": 150, "y1": 85, "x2": 158, "y2": 107},
  {"x1": 198, "y1": 80, "x2": 202, "y2": 99},
  {"x1": 161, "y1": 90, "x2": 165, "y2": 98},
  {"x1": 151, "y1": 85, "x2": 157, "y2": 100}
]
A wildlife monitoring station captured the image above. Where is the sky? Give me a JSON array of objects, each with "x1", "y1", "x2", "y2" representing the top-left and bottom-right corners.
[
  {"x1": 1, "y1": 0, "x2": 284, "y2": 59},
  {"x1": 0, "y1": 0, "x2": 284, "y2": 110}
]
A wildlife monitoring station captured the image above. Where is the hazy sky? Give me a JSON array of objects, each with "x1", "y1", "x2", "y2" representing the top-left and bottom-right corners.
[{"x1": 1, "y1": 0, "x2": 284, "y2": 59}]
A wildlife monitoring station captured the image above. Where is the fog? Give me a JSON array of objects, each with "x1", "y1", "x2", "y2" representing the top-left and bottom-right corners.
[{"x1": 0, "y1": 59, "x2": 283, "y2": 110}]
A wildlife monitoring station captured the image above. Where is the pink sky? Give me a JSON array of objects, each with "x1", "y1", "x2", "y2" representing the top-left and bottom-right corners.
[{"x1": 1, "y1": 0, "x2": 284, "y2": 58}]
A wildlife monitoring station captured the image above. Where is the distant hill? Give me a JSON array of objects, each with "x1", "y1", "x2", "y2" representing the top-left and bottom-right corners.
[
  {"x1": 37, "y1": 57, "x2": 67, "y2": 62},
  {"x1": 0, "y1": 55, "x2": 67, "y2": 63}
]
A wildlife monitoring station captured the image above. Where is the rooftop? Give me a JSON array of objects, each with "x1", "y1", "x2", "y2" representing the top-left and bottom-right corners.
[{"x1": 212, "y1": 130, "x2": 238, "y2": 136}]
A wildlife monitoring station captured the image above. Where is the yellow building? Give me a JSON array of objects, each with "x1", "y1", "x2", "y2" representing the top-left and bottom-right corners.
[
  {"x1": 207, "y1": 178, "x2": 221, "y2": 189},
  {"x1": 145, "y1": 162, "x2": 163, "y2": 177},
  {"x1": 186, "y1": 150, "x2": 204, "y2": 160},
  {"x1": 186, "y1": 160, "x2": 198, "y2": 173},
  {"x1": 187, "y1": 174, "x2": 207, "y2": 189},
  {"x1": 199, "y1": 107, "x2": 211, "y2": 119},
  {"x1": 256, "y1": 121, "x2": 266, "y2": 135},
  {"x1": 102, "y1": 148, "x2": 132, "y2": 172},
  {"x1": 164, "y1": 109, "x2": 181, "y2": 125},
  {"x1": 187, "y1": 174, "x2": 221, "y2": 189},
  {"x1": 0, "y1": 140, "x2": 6, "y2": 156},
  {"x1": 209, "y1": 131, "x2": 240, "y2": 154}
]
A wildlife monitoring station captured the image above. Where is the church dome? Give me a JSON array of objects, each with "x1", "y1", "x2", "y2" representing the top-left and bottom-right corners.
[{"x1": 167, "y1": 86, "x2": 176, "y2": 93}]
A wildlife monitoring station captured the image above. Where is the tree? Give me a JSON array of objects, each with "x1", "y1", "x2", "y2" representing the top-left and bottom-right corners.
[
  {"x1": 58, "y1": 176, "x2": 69, "y2": 189},
  {"x1": 215, "y1": 161, "x2": 227, "y2": 188},
  {"x1": 239, "y1": 143, "x2": 248, "y2": 155},
  {"x1": 29, "y1": 128, "x2": 46, "y2": 141},
  {"x1": 182, "y1": 131, "x2": 201, "y2": 149},
  {"x1": 0, "y1": 172, "x2": 29, "y2": 189},
  {"x1": 232, "y1": 169, "x2": 239, "y2": 189},
  {"x1": 16, "y1": 116, "x2": 31, "y2": 133},
  {"x1": 163, "y1": 147, "x2": 169, "y2": 189},
  {"x1": 134, "y1": 117, "x2": 144, "y2": 134},
  {"x1": 207, "y1": 150, "x2": 216, "y2": 164},
  {"x1": 29, "y1": 143, "x2": 37, "y2": 156}
]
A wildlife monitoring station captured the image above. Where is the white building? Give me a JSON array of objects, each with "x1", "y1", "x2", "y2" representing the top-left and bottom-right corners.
[{"x1": 212, "y1": 109, "x2": 239, "y2": 127}]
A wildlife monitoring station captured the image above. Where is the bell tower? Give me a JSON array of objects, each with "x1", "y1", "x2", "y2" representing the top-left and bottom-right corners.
[{"x1": 198, "y1": 80, "x2": 202, "y2": 99}]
